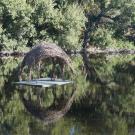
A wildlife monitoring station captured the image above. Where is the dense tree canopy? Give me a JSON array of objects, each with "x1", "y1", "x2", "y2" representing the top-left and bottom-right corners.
[
  {"x1": 0, "y1": 0, "x2": 85, "y2": 51},
  {"x1": 0, "y1": 0, "x2": 135, "y2": 51}
]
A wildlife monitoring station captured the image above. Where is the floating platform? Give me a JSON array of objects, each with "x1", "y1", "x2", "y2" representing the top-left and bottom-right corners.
[{"x1": 14, "y1": 78, "x2": 73, "y2": 88}]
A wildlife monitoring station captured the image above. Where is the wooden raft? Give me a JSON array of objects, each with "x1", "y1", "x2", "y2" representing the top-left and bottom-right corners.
[{"x1": 14, "y1": 78, "x2": 73, "y2": 88}]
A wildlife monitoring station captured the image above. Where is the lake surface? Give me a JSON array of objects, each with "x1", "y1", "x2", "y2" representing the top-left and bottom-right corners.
[{"x1": 0, "y1": 54, "x2": 135, "y2": 135}]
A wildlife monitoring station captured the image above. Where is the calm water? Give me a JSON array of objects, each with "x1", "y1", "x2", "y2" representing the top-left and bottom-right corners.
[{"x1": 0, "y1": 54, "x2": 135, "y2": 135}]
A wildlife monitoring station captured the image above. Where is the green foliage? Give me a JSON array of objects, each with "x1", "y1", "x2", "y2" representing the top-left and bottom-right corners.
[
  {"x1": 0, "y1": 0, "x2": 85, "y2": 51},
  {"x1": 57, "y1": 4, "x2": 86, "y2": 49},
  {"x1": 0, "y1": 0, "x2": 135, "y2": 50},
  {"x1": 90, "y1": 27, "x2": 135, "y2": 48},
  {"x1": 81, "y1": 0, "x2": 135, "y2": 49}
]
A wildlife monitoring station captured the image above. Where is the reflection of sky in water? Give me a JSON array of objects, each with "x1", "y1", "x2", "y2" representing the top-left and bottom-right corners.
[
  {"x1": 70, "y1": 127, "x2": 75, "y2": 135},
  {"x1": 0, "y1": 54, "x2": 135, "y2": 135}
]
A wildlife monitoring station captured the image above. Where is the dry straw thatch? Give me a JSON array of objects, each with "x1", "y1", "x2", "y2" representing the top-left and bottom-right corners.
[{"x1": 18, "y1": 42, "x2": 74, "y2": 80}]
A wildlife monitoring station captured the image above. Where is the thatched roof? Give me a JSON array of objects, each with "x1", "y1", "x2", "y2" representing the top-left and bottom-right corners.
[{"x1": 18, "y1": 42, "x2": 74, "y2": 80}]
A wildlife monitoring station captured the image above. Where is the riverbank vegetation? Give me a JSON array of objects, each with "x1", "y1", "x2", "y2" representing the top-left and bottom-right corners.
[{"x1": 0, "y1": 0, "x2": 135, "y2": 51}]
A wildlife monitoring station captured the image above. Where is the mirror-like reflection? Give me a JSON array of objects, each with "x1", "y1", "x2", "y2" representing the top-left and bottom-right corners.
[
  {"x1": 21, "y1": 86, "x2": 76, "y2": 125},
  {"x1": 0, "y1": 54, "x2": 135, "y2": 135}
]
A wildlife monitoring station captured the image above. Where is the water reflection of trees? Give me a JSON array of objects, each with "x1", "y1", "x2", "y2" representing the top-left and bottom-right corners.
[
  {"x1": 21, "y1": 86, "x2": 76, "y2": 125},
  {"x1": 0, "y1": 55, "x2": 135, "y2": 134},
  {"x1": 78, "y1": 53, "x2": 135, "y2": 121},
  {"x1": 0, "y1": 57, "x2": 77, "y2": 134}
]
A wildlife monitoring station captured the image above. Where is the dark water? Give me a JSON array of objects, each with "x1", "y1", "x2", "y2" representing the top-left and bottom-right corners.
[{"x1": 0, "y1": 54, "x2": 135, "y2": 135}]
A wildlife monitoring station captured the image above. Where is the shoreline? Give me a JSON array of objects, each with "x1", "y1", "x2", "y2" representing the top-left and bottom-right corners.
[
  {"x1": 84, "y1": 47, "x2": 135, "y2": 54},
  {"x1": 1, "y1": 47, "x2": 135, "y2": 57},
  {"x1": 0, "y1": 51, "x2": 26, "y2": 57}
]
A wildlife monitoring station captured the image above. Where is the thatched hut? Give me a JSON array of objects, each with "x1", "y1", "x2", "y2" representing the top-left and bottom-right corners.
[
  {"x1": 22, "y1": 88, "x2": 76, "y2": 124},
  {"x1": 18, "y1": 42, "x2": 74, "y2": 80}
]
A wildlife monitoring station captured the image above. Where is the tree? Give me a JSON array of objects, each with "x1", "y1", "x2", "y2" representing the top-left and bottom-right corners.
[
  {"x1": 0, "y1": 0, "x2": 86, "y2": 51},
  {"x1": 0, "y1": 0, "x2": 135, "y2": 51},
  {"x1": 68, "y1": 0, "x2": 135, "y2": 49}
]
